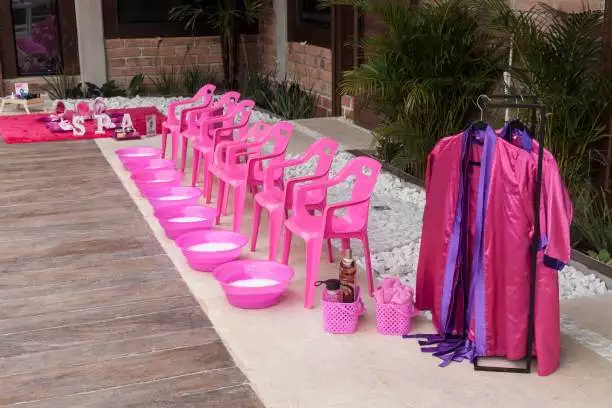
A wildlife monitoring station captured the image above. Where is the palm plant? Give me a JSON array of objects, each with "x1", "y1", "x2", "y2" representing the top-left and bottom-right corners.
[
  {"x1": 476, "y1": 1, "x2": 612, "y2": 256},
  {"x1": 327, "y1": 0, "x2": 507, "y2": 178},
  {"x1": 477, "y1": 1, "x2": 611, "y2": 192},
  {"x1": 169, "y1": 0, "x2": 262, "y2": 90}
]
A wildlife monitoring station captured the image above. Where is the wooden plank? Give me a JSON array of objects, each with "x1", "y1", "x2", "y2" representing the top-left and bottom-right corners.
[
  {"x1": 0, "y1": 255, "x2": 174, "y2": 299},
  {"x1": 0, "y1": 184, "x2": 128, "y2": 207},
  {"x1": 0, "y1": 342, "x2": 234, "y2": 405},
  {"x1": 0, "y1": 279, "x2": 189, "y2": 320},
  {"x1": 0, "y1": 205, "x2": 149, "y2": 243},
  {"x1": 0, "y1": 327, "x2": 219, "y2": 377},
  {"x1": 0, "y1": 194, "x2": 135, "y2": 225},
  {"x1": 9, "y1": 368, "x2": 251, "y2": 408},
  {"x1": 0, "y1": 295, "x2": 198, "y2": 335},
  {"x1": 0, "y1": 161, "x2": 117, "y2": 185},
  {"x1": 0, "y1": 307, "x2": 210, "y2": 358},
  {"x1": 0, "y1": 234, "x2": 163, "y2": 273},
  {"x1": 0, "y1": 140, "x2": 261, "y2": 407}
]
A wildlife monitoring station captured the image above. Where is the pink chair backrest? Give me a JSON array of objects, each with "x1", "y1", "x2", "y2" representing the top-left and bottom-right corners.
[
  {"x1": 168, "y1": 83, "x2": 217, "y2": 125},
  {"x1": 248, "y1": 121, "x2": 294, "y2": 178},
  {"x1": 268, "y1": 137, "x2": 339, "y2": 203},
  {"x1": 264, "y1": 121, "x2": 294, "y2": 156},
  {"x1": 311, "y1": 138, "x2": 340, "y2": 177},
  {"x1": 244, "y1": 121, "x2": 273, "y2": 143},
  {"x1": 339, "y1": 156, "x2": 382, "y2": 219},
  {"x1": 194, "y1": 84, "x2": 216, "y2": 104}
]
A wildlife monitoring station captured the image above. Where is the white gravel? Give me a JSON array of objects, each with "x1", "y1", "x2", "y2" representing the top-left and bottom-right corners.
[{"x1": 82, "y1": 96, "x2": 608, "y2": 300}]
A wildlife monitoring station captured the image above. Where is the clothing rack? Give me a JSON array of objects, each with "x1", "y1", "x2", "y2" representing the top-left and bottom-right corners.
[{"x1": 472, "y1": 94, "x2": 547, "y2": 374}]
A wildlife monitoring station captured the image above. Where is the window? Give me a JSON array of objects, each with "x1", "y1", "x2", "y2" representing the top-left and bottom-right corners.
[
  {"x1": 298, "y1": 0, "x2": 331, "y2": 26},
  {"x1": 117, "y1": 0, "x2": 195, "y2": 24},
  {"x1": 103, "y1": 0, "x2": 258, "y2": 39},
  {"x1": 288, "y1": 0, "x2": 331, "y2": 48},
  {"x1": 11, "y1": 0, "x2": 63, "y2": 75},
  {"x1": 0, "y1": 0, "x2": 79, "y2": 79}
]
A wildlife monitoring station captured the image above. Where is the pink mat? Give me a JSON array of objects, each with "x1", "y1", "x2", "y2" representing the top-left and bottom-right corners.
[{"x1": 0, "y1": 107, "x2": 166, "y2": 144}]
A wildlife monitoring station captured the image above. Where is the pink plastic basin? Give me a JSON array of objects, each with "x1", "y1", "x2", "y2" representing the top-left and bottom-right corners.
[
  {"x1": 213, "y1": 260, "x2": 295, "y2": 309},
  {"x1": 126, "y1": 158, "x2": 175, "y2": 173},
  {"x1": 132, "y1": 169, "x2": 182, "y2": 194},
  {"x1": 147, "y1": 186, "x2": 202, "y2": 212},
  {"x1": 116, "y1": 147, "x2": 161, "y2": 167},
  {"x1": 175, "y1": 230, "x2": 248, "y2": 272},
  {"x1": 156, "y1": 205, "x2": 217, "y2": 239}
]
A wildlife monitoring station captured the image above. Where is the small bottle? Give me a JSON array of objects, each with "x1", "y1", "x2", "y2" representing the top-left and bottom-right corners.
[
  {"x1": 315, "y1": 279, "x2": 342, "y2": 302},
  {"x1": 339, "y1": 249, "x2": 357, "y2": 303}
]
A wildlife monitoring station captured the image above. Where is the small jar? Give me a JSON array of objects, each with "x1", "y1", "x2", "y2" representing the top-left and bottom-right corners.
[{"x1": 315, "y1": 279, "x2": 343, "y2": 303}]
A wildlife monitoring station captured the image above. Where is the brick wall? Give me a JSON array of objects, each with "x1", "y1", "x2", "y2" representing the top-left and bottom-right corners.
[
  {"x1": 287, "y1": 42, "x2": 333, "y2": 116},
  {"x1": 105, "y1": 37, "x2": 223, "y2": 88},
  {"x1": 258, "y1": 0, "x2": 277, "y2": 74}
]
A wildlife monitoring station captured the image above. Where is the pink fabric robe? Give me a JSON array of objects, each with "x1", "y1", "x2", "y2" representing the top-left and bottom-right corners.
[{"x1": 415, "y1": 125, "x2": 572, "y2": 376}]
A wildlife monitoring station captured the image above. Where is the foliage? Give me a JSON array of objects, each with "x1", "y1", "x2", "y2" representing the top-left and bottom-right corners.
[
  {"x1": 128, "y1": 74, "x2": 145, "y2": 97},
  {"x1": 242, "y1": 72, "x2": 316, "y2": 119},
  {"x1": 181, "y1": 65, "x2": 219, "y2": 94},
  {"x1": 329, "y1": 0, "x2": 507, "y2": 178},
  {"x1": 574, "y1": 186, "x2": 612, "y2": 262},
  {"x1": 100, "y1": 80, "x2": 127, "y2": 97},
  {"x1": 262, "y1": 77, "x2": 316, "y2": 119},
  {"x1": 475, "y1": 1, "x2": 612, "y2": 258},
  {"x1": 242, "y1": 71, "x2": 275, "y2": 107},
  {"x1": 479, "y1": 1, "x2": 611, "y2": 193},
  {"x1": 42, "y1": 73, "x2": 80, "y2": 99},
  {"x1": 150, "y1": 66, "x2": 183, "y2": 96},
  {"x1": 169, "y1": 0, "x2": 262, "y2": 89}
]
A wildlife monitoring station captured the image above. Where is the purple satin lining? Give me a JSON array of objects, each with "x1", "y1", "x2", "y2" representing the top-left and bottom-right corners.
[
  {"x1": 417, "y1": 125, "x2": 497, "y2": 366},
  {"x1": 404, "y1": 334, "x2": 476, "y2": 367},
  {"x1": 467, "y1": 126, "x2": 496, "y2": 356}
]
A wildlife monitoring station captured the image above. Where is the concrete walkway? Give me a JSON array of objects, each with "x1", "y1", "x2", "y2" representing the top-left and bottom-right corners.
[{"x1": 94, "y1": 118, "x2": 612, "y2": 408}]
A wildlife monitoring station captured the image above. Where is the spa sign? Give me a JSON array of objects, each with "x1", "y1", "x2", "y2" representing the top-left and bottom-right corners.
[{"x1": 71, "y1": 113, "x2": 133, "y2": 136}]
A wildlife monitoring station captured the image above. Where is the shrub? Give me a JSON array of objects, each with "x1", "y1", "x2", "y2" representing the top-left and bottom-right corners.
[
  {"x1": 181, "y1": 65, "x2": 219, "y2": 95},
  {"x1": 331, "y1": 0, "x2": 507, "y2": 179}
]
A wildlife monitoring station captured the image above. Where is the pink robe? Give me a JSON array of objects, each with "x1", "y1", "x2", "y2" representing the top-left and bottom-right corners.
[{"x1": 415, "y1": 125, "x2": 572, "y2": 376}]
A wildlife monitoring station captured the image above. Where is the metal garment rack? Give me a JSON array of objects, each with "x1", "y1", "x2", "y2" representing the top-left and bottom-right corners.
[{"x1": 471, "y1": 94, "x2": 548, "y2": 374}]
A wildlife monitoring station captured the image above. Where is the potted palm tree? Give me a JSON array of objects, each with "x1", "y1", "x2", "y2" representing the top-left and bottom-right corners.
[{"x1": 169, "y1": 0, "x2": 262, "y2": 90}]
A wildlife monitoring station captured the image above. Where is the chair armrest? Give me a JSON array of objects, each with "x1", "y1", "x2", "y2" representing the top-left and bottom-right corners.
[
  {"x1": 181, "y1": 105, "x2": 210, "y2": 130},
  {"x1": 323, "y1": 197, "x2": 371, "y2": 226},
  {"x1": 247, "y1": 152, "x2": 286, "y2": 181}
]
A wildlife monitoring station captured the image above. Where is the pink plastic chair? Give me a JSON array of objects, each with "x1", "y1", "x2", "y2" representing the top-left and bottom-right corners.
[
  {"x1": 281, "y1": 156, "x2": 382, "y2": 309},
  {"x1": 250, "y1": 138, "x2": 340, "y2": 261},
  {"x1": 180, "y1": 91, "x2": 241, "y2": 173},
  {"x1": 191, "y1": 99, "x2": 256, "y2": 203},
  {"x1": 210, "y1": 121, "x2": 294, "y2": 233},
  {"x1": 161, "y1": 84, "x2": 216, "y2": 162}
]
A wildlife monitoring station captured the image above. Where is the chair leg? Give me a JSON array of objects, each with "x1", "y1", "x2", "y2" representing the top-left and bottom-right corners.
[
  {"x1": 232, "y1": 185, "x2": 246, "y2": 233},
  {"x1": 268, "y1": 209, "x2": 284, "y2": 261},
  {"x1": 304, "y1": 238, "x2": 323, "y2": 309},
  {"x1": 281, "y1": 226, "x2": 293, "y2": 265},
  {"x1": 180, "y1": 136, "x2": 188, "y2": 173},
  {"x1": 161, "y1": 127, "x2": 168, "y2": 159},
  {"x1": 362, "y1": 233, "x2": 375, "y2": 297},
  {"x1": 223, "y1": 186, "x2": 231, "y2": 216},
  {"x1": 250, "y1": 201, "x2": 263, "y2": 252},
  {"x1": 215, "y1": 180, "x2": 226, "y2": 225},
  {"x1": 326, "y1": 239, "x2": 334, "y2": 263},
  {"x1": 205, "y1": 169, "x2": 214, "y2": 204},
  {"x1": 191, "y1": 149, "x2": 200, "y2": 187},
  {"x1": 171, "y1": 132, "x2": 179, "y2": 163}
]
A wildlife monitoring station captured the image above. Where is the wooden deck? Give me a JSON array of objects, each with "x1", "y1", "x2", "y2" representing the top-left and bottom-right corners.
[{"x1": 0, "y1": 141, "x2": 263, "y2": 407}]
